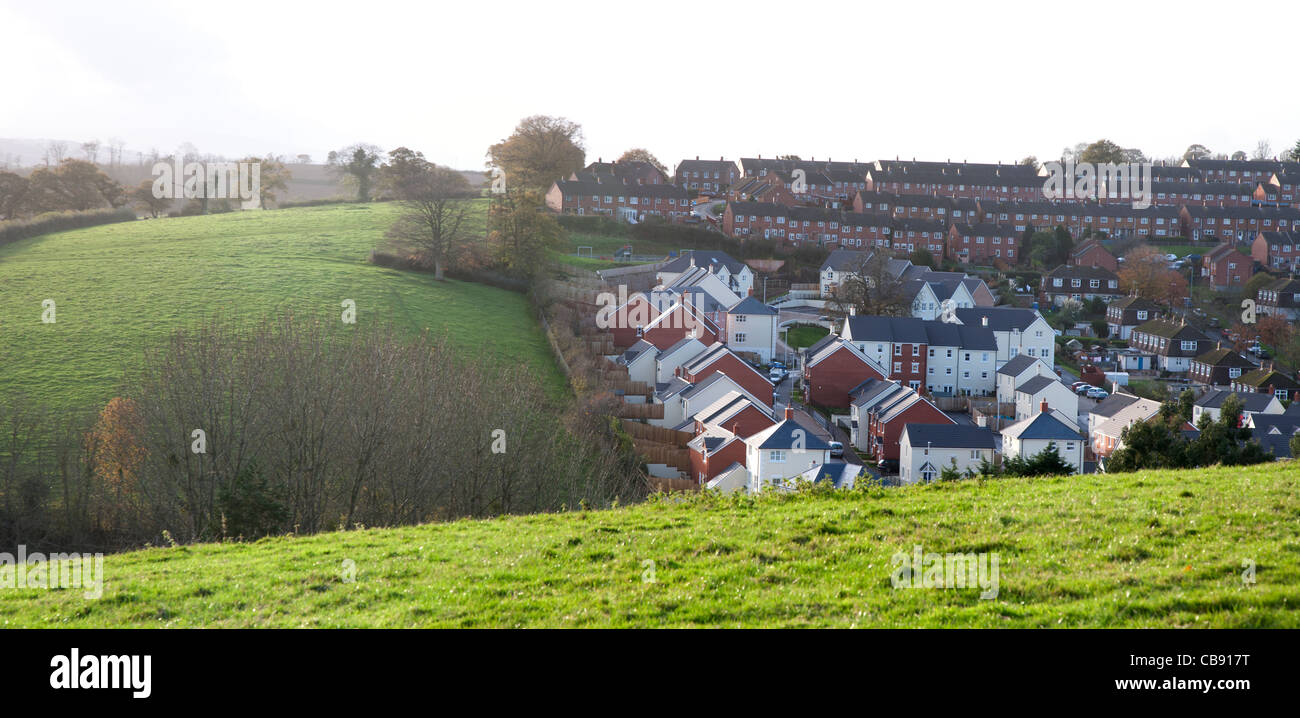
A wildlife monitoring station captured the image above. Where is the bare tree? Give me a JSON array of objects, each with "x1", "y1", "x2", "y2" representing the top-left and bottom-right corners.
[
  {"x1": 829, "y1": 251, "x2": 909, "y2": 316},
  {"x1": 380, "y1": 147, "x2": 474, "y2": 280}
]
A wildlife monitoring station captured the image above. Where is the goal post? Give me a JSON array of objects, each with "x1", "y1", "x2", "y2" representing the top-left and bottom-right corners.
[{"x1": 576, "y1": 246, "x2": 593, "y2": 258}]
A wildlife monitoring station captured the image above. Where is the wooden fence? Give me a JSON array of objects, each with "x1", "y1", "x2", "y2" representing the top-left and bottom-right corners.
[
  {"x1": 647, "y1": 476, "x2": 699, "y2": 493},
  {"x1": 622, "y1": 420, "x2": 693, "y2": 446},
  {"x1": 618, "y1": 403, "x2": 664, "y2": 420}
]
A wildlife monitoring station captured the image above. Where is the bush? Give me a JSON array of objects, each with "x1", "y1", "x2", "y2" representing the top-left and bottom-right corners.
[
  {"x1": 275, "y1": 197, "x2": 361, "y2": 209},
  {"x1": 0, "y1": 208, "x2": 137, "y2": 248}
]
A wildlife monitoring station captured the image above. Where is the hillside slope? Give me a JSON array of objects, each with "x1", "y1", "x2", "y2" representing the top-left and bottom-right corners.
[
  {"x1": 3, "y1": 463, "x2": 1297, "y2": 628},
  {"x1": 0, "y1": 202, "x2": 565, "y2": 407}
]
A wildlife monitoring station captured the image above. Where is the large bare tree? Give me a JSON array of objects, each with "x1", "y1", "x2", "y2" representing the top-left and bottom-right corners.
[
  {"x1": 380, "y1": 147, "x2": 475, "y2": 280},
  {"x1": 829, "y1": 251, "x2": 909, "y2": 316}
]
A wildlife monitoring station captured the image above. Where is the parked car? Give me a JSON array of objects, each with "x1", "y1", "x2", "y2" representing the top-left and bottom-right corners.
[
  {"x1": 1074, "y1": 384, "x2": 1093, "y2": 395},
  {"x1": 1086, "y1": 387, "x2": 1109, "y2": 400},
  {"x1": 877, "y1": 458, "x2": 899, "y2": 474},
  {"x1": 769, "y1": 368, "x2": 786, "y2": 383},
  {"x1": 1165, "y1": 253, "x2": 1178, "y2": 261},
  {"x1": 829, "y1": 441, "x2": 844, "y2": 458}
]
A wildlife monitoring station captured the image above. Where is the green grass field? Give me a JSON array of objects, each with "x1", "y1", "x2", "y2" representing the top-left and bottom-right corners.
[
  {"x1": 785, "y1": 324, "x2": 829, "y2": 349},
  {"x1": 0, "y1": 202, "x2": 565, "y2": 409},
  {"x1": 3, "y1": 463, "x2": 1296, "y2": 627}
]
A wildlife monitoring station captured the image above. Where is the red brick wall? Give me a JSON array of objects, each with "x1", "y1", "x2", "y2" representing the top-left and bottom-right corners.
[
  {"x1": 806, "y1": 348, "x2": 885, "y2": 408},
  {"x1": 871, "y1": 400, "x2": 954, "y2": 461},
  {"x1": 695, "y1": 405, "x2": 775, "y2": 439},
  {"x1": 681, "y1": 354, "x2": 774, "y2": 407},
  {"x1": 689, "y1": 438, "x2": 747, "y2": 484}
]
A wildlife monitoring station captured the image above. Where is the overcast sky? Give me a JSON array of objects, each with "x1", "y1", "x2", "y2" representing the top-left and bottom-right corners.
[{"x1": 3, "y1": 0, "x2": 1297, "y2": 171}]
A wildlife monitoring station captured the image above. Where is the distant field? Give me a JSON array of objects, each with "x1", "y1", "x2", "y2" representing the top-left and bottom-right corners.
[
  {"x1": 2, "y1": 462, "x2": 1296, "y2": 627},
  {"x1": 0, "y1": 201, "x2": 564, "y2": 410}
]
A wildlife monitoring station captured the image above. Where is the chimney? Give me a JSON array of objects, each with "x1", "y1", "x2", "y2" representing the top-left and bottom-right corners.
[
  {"x1": 849, "y1": 306, "x2": 856, "y2": 316},
  {"x1": 1040, "y1": 398, "x2": 1049, "y2": 413},
  {"x1": 732, "y1": 422, "x2": 739, "y2": 436},
  {"x1": 784, "y1": 407, "x2": 794, "y2": 421}
]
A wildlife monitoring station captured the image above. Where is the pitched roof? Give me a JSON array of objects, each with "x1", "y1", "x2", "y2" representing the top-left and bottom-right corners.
[
  {"x1": 727, "y1": 296, "x2": 777, "y2": 316},
  {"x1": 821, "y1": 248, "x2": 873, "y2": 272},
  {"x1": 797, "y1": 462, "x2": 864, "y2": 489},
  {"x1": 903, "y1": 424, "x2": 996, "y2": 449},
  {"x1": 843, "y1": 316, "x2": 996, "y2": 350},
  {"x1": 1133, "y1": 318, "x2": 1210, "y2": 341},
  {"x1": 956, "y1": 307, "x2": 1043, "y2": 332},
  {"x1": 1090, "y1": 390, "x2": 1140, "y2": 418},
  {"x1": 1193, "y1": 347, "x2": 1255, "y2": 368},
  {"x1": 658, "y1": 250, "x2": 745, "y2": 275},
  {"x1": 1108, "y1": 296, "x2": 1160, "y2": 312},
  {"x1": 1002, "y1": 410, "x2": 1080, "y2": 441},
  {"x1": 997, "y1": 354, "x2": 1047, "y2": 377},
  {"x1": 1234, "y1": 368, "x2": 1299, "y2": 390},
  {"x1": 1016, "y1": 375, "x2": 1068, "y2": 395},
  {"x1": 746, "y1": 418, "x2": 833, "y2": 451},
  {"x1": 617, "y1": 339, "x2": 657, "y2": 366},
  {"x1": 1194, "y1": 389, "x2": 1278, "y2": 412},
  {"x1": 1094, "y1": 399, "x2": 1163, "y2": 438}
]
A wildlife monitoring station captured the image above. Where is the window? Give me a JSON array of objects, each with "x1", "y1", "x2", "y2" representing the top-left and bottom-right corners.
[
  {"x1": 734, "y1": 332, "x2": 746, "y2": 343},
  {"x1": 1181, "y1": 340, "x2": 1198, "y2": 351},
  {"x1": 895, "y1": 345, "x2": 902, "y2": 355},
  {"x1": 911, "y1": 362, "x2": 919, "y2": 373},
  {"x1": 769, "y1": 450, "x2": 786, "y2": 463},
  {"x1": 734, "y1": 314, "x2": 746, "y2": 323},
  {"x1": 894, "y1": 362, "x2": 902, "y2": 373}
]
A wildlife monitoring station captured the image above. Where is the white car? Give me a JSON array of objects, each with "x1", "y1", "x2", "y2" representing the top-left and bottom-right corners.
[{"x1": 1086, "y1": 387, "x2": 1109, "y2": 400}]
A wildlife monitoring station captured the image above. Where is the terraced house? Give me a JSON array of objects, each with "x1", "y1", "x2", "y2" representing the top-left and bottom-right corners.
[
  {"x1": 1256, "y1": 276, "x2": 1300, "y2": 320},
  {"x1": 1189, "y1": 344, "x2": 1257, "y2": 387},
  {"x1": 1251, "y1": 231, "x2": 1300, "y2": 274},
  {"x1": 1201, "y1": 242, "x2": 1254, "y2": 290},
  {"x1": 674, "y1": 157, "x2": 740, "y2": 194},
  {"x1": 841, "y1": 315, "x2": 999, "y2": 396},
  {"x1": 1106, "y1": 296, "x2": 1160, "y2": 340},
  {"x1": 1129, "y1": 318, "x2": 1214, "y2": 373},
  {"x1": 545, "y1": 178, "x2": 692, "y2": 221},
  {"x1": 1042, "y1": 265, "x2": 1122, "y2": 306}
]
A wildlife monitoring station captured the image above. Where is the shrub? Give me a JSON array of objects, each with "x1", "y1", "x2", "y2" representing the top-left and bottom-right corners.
[{"x1": 0, "y1": 208, "x2": 136, "y2": 248}]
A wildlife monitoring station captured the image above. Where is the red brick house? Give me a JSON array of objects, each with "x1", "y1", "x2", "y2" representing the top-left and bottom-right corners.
[
  {"x1": 866, "y1": 389, "x2": 955, "y2": 462},
  {"x1": 1251, "y1": 231, "x2": 1300, "y2": 274},
  {"x1": 691, "y1": 391, "x2": 776, "y2": 439},
  {"x1": 1070, "y1": 239, "x2": 1118, "y2": 271},
  {"x1": 678, "y1": 342, "x2": 774, "y2": 408},
  {"x1": 1201, "y1": 242, "x2": 1255, "y2": 290},
  {"x1": 946, "y1": 223, "x2": 1021, "y2": 265},
  {"x1": 674, "y1": 158, "x2": 740, "y2": 194},
  {"x1": 546, "y1": 179, "x2": 692, "y2": 221},
  {"x1": 640, "y1": 302, "x2": 721, "y2": 351},
  {"x1": 803, "y1": 337, "x2": 887, "y2": 408}
]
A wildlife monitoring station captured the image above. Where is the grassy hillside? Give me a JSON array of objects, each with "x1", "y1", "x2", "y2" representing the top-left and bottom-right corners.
[
  {"x1": 3, "y1": 463, "x2": 1296, "y2": 627},
  {"x1": 0, "y1": 202, "x2": 566, "y2": 408}
]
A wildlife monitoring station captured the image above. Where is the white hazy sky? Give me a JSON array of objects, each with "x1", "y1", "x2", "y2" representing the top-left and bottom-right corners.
[{"x1": 2, "y1": 0, "x2": 1297, "y2": 171}]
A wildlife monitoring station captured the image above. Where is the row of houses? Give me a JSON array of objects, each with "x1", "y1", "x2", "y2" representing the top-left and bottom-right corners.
[{"x1": 673, "y1": 156, "x2": 1300, "y2": 206}]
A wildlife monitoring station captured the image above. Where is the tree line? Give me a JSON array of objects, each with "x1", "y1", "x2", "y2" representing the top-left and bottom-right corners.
[{"x1": 0, "y1": 317, "x2": 646, "y2": 553}]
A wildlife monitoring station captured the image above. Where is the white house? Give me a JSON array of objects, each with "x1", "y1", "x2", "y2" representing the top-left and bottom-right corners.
[
  {"x1": 654, "y1": 337, "x2": 707, "y2": 384},
  {"x1": 724, "y1": 296, "x2": 778, "y2": 363},
  {"x1": 898, "y1": 424, "x2": 997, "y2": 484},
  {"x1": 995, "y1": 354, "x2": 1055, "y2": 405},
  {"x1": 1000, "y1": 403, "x2": 1084, "y2": 474},
  {"x1": 955, "y1": 307, "x2": 1055, "y2": 368},
  {"x1": 744, "y1": 407, "x2": 834, "y2": 493},
  {"x1": 613, "y1": 339, "x2": 657, "y2": 386},
  {"x1": 1014, "y1": 375, "x2": 1079, "y2": 426},
  {"x1": 819, "y1": 250, "x2": 910, "y2": 297},
  {"x1": 1191, "y1": 389, "x2": 1285, "y2": 426},
  {"x1": 656, "y1": 250, "x2": 753, "y2": 300},
  {"x1": 652, "y1": 372, "x2": 765, "y2": 430}
]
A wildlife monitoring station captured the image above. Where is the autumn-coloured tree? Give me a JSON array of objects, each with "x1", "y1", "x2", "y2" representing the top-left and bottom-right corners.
[
  {"x1": 1119, "y1": 245, "x2": 1187, "y2": 305},
  {"x1": 486, "y1": 115, "x2": 585, "y2": 191},
  {"x1": 1255, "y1": 314, "x2": 1294, "y2": 349},
  {"x1": 616, "y1": 148, "x2": 668, "y2": 177},
  {"x1": 85, "y1": 397, "x2": 148, "y2": 529}
]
